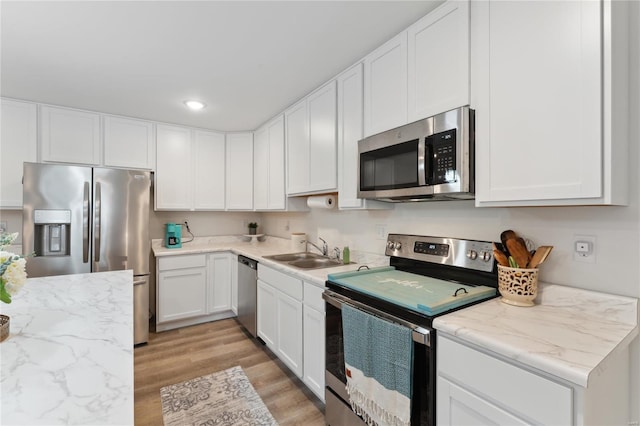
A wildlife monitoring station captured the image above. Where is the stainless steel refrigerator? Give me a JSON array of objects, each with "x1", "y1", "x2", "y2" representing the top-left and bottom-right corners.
[{"x1": 22, "y1": 162, "x2": 151, "y2": 345}]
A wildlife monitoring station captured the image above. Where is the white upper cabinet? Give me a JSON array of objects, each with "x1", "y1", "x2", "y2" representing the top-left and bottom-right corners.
[
  {"x1": 336, "y1": 65, "x2": 392, "y2": 211},
  {"x1": 286, "y1": 81, "x2": 337, "y2": 196},
  {"x1": 155, "y1": 124, "x2": 193, "y2": 210},
  {"x1": 307, "y1": 81, "x2": 337, "y2": 192},
  {"x1": 103, "y1": 115, "x2": 155, "y2": 170},
  {"x1": 254, "y1": 115, "x2": 286, "y2": 210},
  {"x1": 473, "y1": 0, "x2": 628, "y2": 206},
  {"x1": 225, "y1": 132, "x2": 253, "y2": 210},
  {"x1": 40, "y1": 105, "x2": 101, "y2": 165},
  {"x1": 364, "y1": 32, "x2": 408, "y2": 137},
  {"x1": 408, "y1": 0, "x2": 470, "y2": 122},
  {"x1": 156, "y1": 125, "x2": 226, "y2": 211},
  {"x1": 194, "y1": 130, "x2": 226, "y2": 210},
  {"x1": 285, "y1": 99, "x2": 310, "y2": 195},
  {"x1": 1, "y1": 99, "x2": 37, "y2": 208}
]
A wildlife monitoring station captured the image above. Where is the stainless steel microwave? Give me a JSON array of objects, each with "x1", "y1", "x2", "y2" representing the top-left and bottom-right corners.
[{"x1": 358, "y1": 106, "x2": 474, "y2": 202}]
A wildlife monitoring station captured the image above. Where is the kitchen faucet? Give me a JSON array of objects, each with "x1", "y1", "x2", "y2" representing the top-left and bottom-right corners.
[{"x1": 304, "y1": 237, "x2": 328, "y2": 256}]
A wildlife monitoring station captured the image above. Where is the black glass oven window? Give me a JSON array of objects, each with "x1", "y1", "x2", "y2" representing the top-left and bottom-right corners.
[{"x1": 360, "y1": 139, "x2": 419, "y2": 190}]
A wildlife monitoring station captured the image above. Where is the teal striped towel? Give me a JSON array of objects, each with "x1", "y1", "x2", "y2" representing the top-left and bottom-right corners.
[{"x1": 342, "y1": 304, "x2": 413, "y2": 426}]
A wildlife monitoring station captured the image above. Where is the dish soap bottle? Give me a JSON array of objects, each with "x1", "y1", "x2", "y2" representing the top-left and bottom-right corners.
[{"x1": 343, "y1": 246, "x2": 350, "y2": 264}]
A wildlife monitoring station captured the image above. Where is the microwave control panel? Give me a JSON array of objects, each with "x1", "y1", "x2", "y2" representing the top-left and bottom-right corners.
[{"x1": 429, "y1": 129, "x2": 457, "y2": 184}]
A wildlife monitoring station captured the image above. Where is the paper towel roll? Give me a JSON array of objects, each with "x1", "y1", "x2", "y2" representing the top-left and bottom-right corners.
[
  {"x1": 307, "y1": 195, "x2": 335, "y2": 209},
  {"x1": 291, "y1": 233, "x2": 306, "y2": 251}
]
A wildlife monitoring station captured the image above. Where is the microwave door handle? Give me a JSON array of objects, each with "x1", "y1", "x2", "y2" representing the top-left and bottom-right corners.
[{"x1": 418, "y1": 139, "x2": 427, "y2": 186}]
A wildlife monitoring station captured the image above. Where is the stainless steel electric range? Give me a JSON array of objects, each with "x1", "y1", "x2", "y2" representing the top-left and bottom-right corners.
[{"x1": 323, "y1": 234, "x2": 499, "y2": 426}]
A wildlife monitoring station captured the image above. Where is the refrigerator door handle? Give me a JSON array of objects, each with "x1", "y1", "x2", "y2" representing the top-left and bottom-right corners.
[
  {"x1": 94, "y1": 182, "x2": 101, "y2": 263},
  {"x1": 83, "y1": 181, "x2": 90, "y2": 263}
]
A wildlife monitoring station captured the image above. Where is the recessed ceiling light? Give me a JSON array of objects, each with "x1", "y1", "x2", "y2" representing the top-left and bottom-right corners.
[{"x1": 184, "y1": 100, "x2": 206, "y2": 111}]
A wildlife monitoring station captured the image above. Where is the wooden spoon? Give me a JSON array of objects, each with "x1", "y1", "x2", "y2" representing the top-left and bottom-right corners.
[
  {"x1": 492, "y1": 243, "x2": 509, "y2": 266},
  {"x1": 500, "y1": 230, "x2": 517, "y2": 256},
  {"x1": 506, "y1": 238, "x2": 530, "y2": 268},
  {"x1": 516, "y1": 237, "x2": 532, "y2": 266},
  {"x1": 529, "y1": 246, "x2": 553, "y2": 268}
]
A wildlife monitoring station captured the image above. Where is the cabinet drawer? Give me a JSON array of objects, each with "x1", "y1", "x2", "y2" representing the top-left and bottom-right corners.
[
  {"x1": 258, "y1": 264, "x2": 302, "y2": 300},
  {"x1": 158, "y1": 254, "x2": 206, "y2": 271},
  {"x1": 303, "y1": 282, "x2": 325, "y2": 311},
  {"x1": 438, "y1": 336, "x2": 572, "y2": 426}
]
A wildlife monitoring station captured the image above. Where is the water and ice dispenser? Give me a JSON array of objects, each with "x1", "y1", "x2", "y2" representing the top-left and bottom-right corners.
[{"x1": 33, "y1": 210, "x2": 71, "y2": 257}]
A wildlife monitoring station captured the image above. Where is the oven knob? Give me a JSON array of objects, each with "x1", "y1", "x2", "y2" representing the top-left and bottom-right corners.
[
  {"x1": 387, "y1": 241, "x2": 395, "y2": 249},
  {"x1": 394, "y1": 242, "x2": 402, "y2": 250},
  {"x1": 481, "y1": 251, "x2": 492, "y2": 262},
  {"x1": 466, "y1": 249, "x2": 478, "y2": 260}
]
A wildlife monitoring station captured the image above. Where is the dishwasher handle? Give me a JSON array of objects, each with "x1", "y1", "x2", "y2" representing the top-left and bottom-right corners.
[{"x1": 238, "y1": 255, "x2": 258, "y2": 270}]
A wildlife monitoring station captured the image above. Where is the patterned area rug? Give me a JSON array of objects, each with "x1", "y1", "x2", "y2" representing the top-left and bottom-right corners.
[{"x1": 160, "y1": 366, "x2": 278, "y2": 426}]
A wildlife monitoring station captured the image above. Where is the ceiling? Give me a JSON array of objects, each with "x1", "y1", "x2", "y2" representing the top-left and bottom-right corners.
[{"x1": 1, "y1": 1, "x2": 442, "y2": 132}]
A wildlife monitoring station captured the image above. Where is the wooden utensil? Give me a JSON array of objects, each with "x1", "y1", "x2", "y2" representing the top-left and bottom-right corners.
[
  {"x1": 528, "y1": 246, "x2": 553, "y2": 268},
  {"x1": 492, "y1": 243, "x2": 509, "y2": 266},
  {"x1": 506, "y1": 238, "x2": 530, "y2": 268},
  {"x1": 500, "y1": 230, "x2": 517, "y2": 256},
  {"x1": 516, "y1": 237, "x2": 532, "y2": 266}
]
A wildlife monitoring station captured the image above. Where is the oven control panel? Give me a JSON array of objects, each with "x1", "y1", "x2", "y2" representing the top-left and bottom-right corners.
[{"x1": 385, "y1": 234, "x2": 495, "y2": 272}]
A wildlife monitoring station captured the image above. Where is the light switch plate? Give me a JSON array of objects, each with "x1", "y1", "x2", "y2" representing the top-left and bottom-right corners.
[{"x1": 375, "y1": 224, "x2": 387, "y2": 240}]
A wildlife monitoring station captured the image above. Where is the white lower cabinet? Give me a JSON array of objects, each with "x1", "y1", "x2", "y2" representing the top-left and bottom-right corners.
[
  {"x1": 156, "y1": 252, "x2": 235, "y2": 332},
  {"x1": 257, "y1": 264, "x2": 326, "y2": 400},
  {"x1": 230, "y1": 254, "x2": 238, "y2": 314},
  {"x1": 257, "y1": 264, "x2": 303, "y2": 377},
  {"x1": 302, "y1": 282, "x2": 326, "y2": 402},
  {"x1": 437, "y1": 334, "x2": 630, "y2": 426}
]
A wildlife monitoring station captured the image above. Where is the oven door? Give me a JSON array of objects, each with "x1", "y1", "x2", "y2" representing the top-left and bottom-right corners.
[{"x1": 324, "y1": 290, "x2": 435, "y2": 426}]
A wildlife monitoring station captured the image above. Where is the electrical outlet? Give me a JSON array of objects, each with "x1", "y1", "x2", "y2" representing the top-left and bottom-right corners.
[
  {"x1": 573, "y1": 235, "x2": 596, "y2": 263},
  {"x1": 0, "y1": 221, "x2": 7, "y2": 233},
  {"x1": 375, "y1": 224, "x2": 387, "y2": 240}
]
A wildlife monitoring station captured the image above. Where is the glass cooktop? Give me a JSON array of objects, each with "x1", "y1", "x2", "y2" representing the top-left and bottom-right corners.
[{"x1": 327, "y1": 266, "x2": 496, "y2": 316}]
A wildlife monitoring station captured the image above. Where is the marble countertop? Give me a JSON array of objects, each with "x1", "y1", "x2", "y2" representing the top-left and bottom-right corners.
[
  {"x1": 152, "y1": 235, "x2": 388, "y2": 287},
  {"x1": 433, "y1": 283, "x2": 638, "y2": 388},
  {"x1": 0, "y1": 270, "x2": 134, "y2": 425}
]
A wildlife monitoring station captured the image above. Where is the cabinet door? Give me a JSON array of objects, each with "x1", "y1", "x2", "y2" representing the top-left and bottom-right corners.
[
  {"x1": 267, "y1": 115, "x2": 286, "y2": 209},
  {"x1": 225, "y1": 132, "x2": 253, "y2": 210},
  {"x1": 408, "y1": 0, "x2": 470, "y2": 122},
  {"x1": 285, "y1": 99, "x2": 309, "y2": 195},
  {"x1": 364, "y1": 32, "x2": 408, "y2": 137},
  {"x1": 155, "y1": 125, "x2": 193, "y2": 210},
  {"x1": 40, "y1": 105, "x2": 101, "y2": 165},
  {"x1": 253, "y1": 125, "x2": 269, "y2": 210},
  {"x1": 474, "y1": 0, "x2": 602, "y2": 204},
  {"x1": 194, "y1": 130, "x2": 225, "y2": 210},
  {"x1": 103, "y1": 115, "x2": 154, "y2": 169},
  {"x1": 257, "y1": 279, "x2": 277, "y2": 349},
  {"x1": 308, "y1": 81, "x2": 337, "y2": 193},
  {"x1": 1, "y1": 99, "x2": 37, "y2": 208},
  {"x1": 229, "y1": 254, "x2": 238, "y2": 314},
  {"x1": 158, "y1": 267, "x2": 207, "y2": 323},
  {"x1": 437, "y1": 377, "x2": 529, "y2": 426},
  {"x1": 303, "y1": 305, "x2": 325, "y2": 401},
  {"x1": 276, "y1": 291, "x2": 303, "y2": 378},
  {"x1": 207, "y1": 253, "x2": 231, "y2": 313}
]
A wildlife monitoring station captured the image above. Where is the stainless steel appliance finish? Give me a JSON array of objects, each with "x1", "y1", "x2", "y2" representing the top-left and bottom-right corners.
[
  {"x1": 358, "y1": 106, "x2": 474, "y2": 202},
  {"x1": 324, "y1": 234, "x2": 499, "y2": 426},
  {"x1": 237, "y1": 255, "x2": 258, "y2": 338},
  {"x1": 23, "y1": 162, "x2": 151, "y2": 345}
]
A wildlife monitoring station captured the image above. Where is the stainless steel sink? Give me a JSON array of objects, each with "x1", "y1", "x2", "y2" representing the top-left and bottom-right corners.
[
  {"x1": 263, "y1": 252, "x2": 347, "y2": 269},
  {"x1": 263, "y1": 252, "x2": 326, "y2": 262}
]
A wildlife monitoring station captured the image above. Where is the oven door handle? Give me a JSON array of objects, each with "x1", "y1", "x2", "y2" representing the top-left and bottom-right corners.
[{"x1": 323, "y1": 290, "x2": 431, "y2": 347}]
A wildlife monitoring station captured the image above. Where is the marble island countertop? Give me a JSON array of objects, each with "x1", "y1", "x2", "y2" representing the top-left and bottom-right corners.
[
  {"x1": 433, "y1": 283, "x2": 638, "y2": 388},
  {"x1": 0, "y1": 270, "x2": 134, "y2": 425},
  {"x1": 152, "y1": 235, "x2": 389, "y2": 287}
]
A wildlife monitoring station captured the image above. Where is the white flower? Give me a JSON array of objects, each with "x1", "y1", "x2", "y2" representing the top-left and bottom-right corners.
[
  {"x1": 0, "y1": 232, "x2": 18, "y2": 251},
  {"x1": 3, "y1": 256, "x2": 27, "y2": 295}
]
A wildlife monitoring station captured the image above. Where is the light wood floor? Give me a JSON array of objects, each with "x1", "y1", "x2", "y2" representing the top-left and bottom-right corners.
[{"x1": 134, "y1": 318, "x2": 325, "y2": 425}]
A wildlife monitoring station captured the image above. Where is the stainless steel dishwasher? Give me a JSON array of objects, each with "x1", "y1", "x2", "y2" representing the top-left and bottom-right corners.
[{"x1": 237, "y1": 255, "x2": 258, "y2": 337}]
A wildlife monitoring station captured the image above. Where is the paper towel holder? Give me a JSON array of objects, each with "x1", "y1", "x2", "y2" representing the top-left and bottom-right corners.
[{"x1": 306, "y1": 194, "x2": 337, "y2": 209}]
